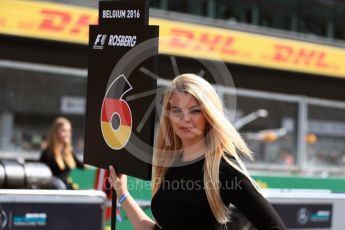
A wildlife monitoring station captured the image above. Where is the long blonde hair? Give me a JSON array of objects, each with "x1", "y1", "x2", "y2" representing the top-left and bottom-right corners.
[
  {"x1": 152, "y1": 74, "x2": 257, "y2": 224},
  {"x1": 47, "y1": 117, "x2": 76, "y2": 170}
]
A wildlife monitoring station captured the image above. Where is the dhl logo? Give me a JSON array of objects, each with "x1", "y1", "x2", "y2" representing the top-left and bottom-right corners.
[
  {"x1": 158, "y1": 25, "x2": 337, "y2": 72},
  {"x1": 272, "y1": 45, "x2": 335, "y2": 69}
]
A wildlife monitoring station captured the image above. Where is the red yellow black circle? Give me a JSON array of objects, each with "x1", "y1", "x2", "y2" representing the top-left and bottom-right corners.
[{"x1": 101, "y1": 98, "x2": 132, "y2": 150}]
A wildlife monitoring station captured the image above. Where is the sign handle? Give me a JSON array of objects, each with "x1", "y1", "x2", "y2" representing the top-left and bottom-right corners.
[{"x1": 111, "y1": 189, "x2": 117, "y2": 230}]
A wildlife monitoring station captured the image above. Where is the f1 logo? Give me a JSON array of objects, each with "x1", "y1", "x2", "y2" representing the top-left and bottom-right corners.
[{"x1": 93, "y1": 34, "x2": 107, "y2": 49}]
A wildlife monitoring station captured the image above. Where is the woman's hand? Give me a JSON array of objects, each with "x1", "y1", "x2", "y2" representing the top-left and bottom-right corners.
[
  {"x1": 108, "y1": 165, "x2": 128, "y2": 197},
  {"x1": 108, "y1": 166, "x2": 156, "y2": 230}
]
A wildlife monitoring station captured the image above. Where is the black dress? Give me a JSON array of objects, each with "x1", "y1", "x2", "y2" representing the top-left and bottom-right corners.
[
  {"x1": 39, "y1": 149, "x2": 84, "y2": 189},
  {"x1": 151, "y1": 156, "x2": 286, "y2": 230}
]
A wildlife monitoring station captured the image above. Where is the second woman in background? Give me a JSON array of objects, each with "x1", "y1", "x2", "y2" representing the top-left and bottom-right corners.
[{"x1": 39, "y1": 117, "x2": 84, "y2": 189}]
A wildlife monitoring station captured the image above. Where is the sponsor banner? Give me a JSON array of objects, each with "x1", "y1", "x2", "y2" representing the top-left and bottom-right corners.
[
  {"x1": 0, "y1": 197, "x2": 104, "y2": 229},
  {"x1": 273, "y1": 204, "x2": 332, "y2": 229},
  {"x1": 152, "y1": 17, "x2": 345, "y2": 79},
  {"x1": 0, "y1": 0, "x2": 97, "y2": 44},
  {"x1": 1, "y1": 0, "x2": 345, "y2": 78}
]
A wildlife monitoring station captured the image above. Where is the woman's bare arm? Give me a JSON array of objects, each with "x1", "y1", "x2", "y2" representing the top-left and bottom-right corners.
[{"x1": 108, "y1": 166, "x2": 156, "y2": 230}]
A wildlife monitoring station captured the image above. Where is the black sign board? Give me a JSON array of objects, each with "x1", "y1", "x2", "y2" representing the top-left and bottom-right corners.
[{"x1": 84, "y1": 0, "x2": 159, "y2": 181}]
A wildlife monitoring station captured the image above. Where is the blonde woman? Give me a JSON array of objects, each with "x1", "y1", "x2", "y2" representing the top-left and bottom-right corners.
[
  {"x1": 108, "y1": 74, "x2": 286, "y2": 229},
  {"x1": 40, "y1": 117, "x2": 84, "y2": 189}
]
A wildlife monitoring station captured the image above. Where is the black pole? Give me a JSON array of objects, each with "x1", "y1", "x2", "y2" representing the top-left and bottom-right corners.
[{"x1": 111, "y1": 189, "x2": 117, "y2": 230}]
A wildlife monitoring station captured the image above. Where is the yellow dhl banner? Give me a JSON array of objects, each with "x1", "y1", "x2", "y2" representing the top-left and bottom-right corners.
[
  {"x1": 1, "y1": 0, "x2": 345, "y2": 78},
  {"x1": 0, "y1": 0, "x2": 97, "y2": 44}
]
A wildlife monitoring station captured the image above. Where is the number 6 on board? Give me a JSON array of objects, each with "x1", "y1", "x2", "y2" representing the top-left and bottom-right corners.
[{"x1": 100, "y1": 74, "x2": 133, "y2": 150}]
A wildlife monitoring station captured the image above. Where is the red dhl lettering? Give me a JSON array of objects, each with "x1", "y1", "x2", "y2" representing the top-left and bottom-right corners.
[
  {"x1": 70, "y1": 14, "x2": 96, "y2": 35},
  {"x1": 194, "y1": 33, "x2": 221, "y2": 51},
  {"x1": 39, "y1": 9, "x2": 71, "y2": 32},
  {"x1": 273, "y1": 44, "x2": 330, "y2": 69},
  {"x1": 38, "y1": 9, "x2": 97, "y2": 36},
  {"x1": 221, "y1": 37, "x2": 237, "y2": 55},
  {"x1": 169, "y1": 29, "x2": 193, "y2": 48},
  {"x1": 169, "y1": 28, "x2": 239, "y2": 55}
]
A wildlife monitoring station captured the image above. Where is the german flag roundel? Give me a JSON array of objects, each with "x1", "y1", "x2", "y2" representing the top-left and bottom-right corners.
[{"x1": 101, "y1": 74, "x2": 133, "y2": 150}]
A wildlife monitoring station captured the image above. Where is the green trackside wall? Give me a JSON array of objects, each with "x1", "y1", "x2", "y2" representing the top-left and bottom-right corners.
[
  {"x1": 70, "y1": 167, "x2": 345, "y2": 192},
  {"x1": 69, "y1": 168, "x2": 97, "y2": 189},
  {"x1": 70, "y1": 168, "x2": 345, "y2": 230},
  {"x1": 252, "y1": 174, "x2": 345, "y2": 192}
]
